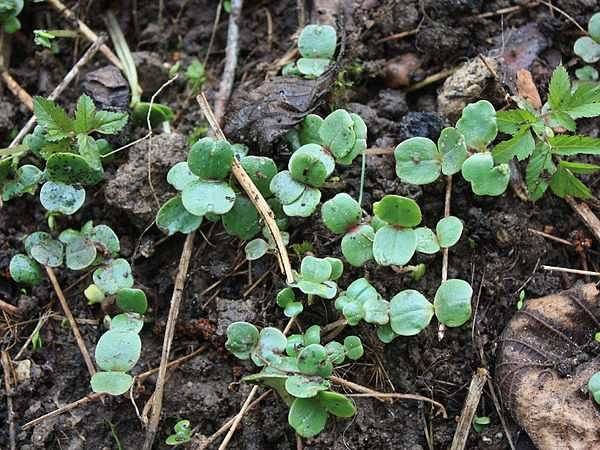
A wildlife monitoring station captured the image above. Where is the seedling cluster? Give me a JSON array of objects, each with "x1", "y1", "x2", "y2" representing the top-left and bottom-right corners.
[
  {"x1": 574, "y1": 12, "x2": 600, "y2": 81},
  {"x1": 283, "y1": 24, "x2": 337, "y2": 79},
  {"x1": 226, "y1": 322, "x2": 362, "y2": 437},
  {"x1": 0, "y1": 0, "x2": 23, "y2": 33},
  {"x1": 394, "y1": 65, "x2": 600, "y2": 200}
]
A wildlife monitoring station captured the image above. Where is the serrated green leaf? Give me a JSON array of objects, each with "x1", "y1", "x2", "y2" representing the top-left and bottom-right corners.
[
  {"x1": 549, "y1": 165, "x2": 592, "y2": 199},
  {"x1": 33, "y1": 96, "x2": 73, "y2": 141},
  {"x1": 548, "y1": 65, "x2": 571, "y2": 110},
  {"x1": 73, "y1": 94, "x2": 96, "y2": 134},
  {"x1": 558, "y1": 160, "x2": 600, "y2": 174},
  {"x1": 496, "y1": 109, "x2": 539, "y2": 135},
  {"x1": 93, "y1": 110, "x2": 128, "y2": 134},
  {"x1": 526, "y1": 142, "x2": 555, "y2": 201},
  {"x1": 492, "y1": 127, "x2": 535, "y2": 164},
  {"x1": 548, "y1": 135, "x2": 600, "y2": 155}
]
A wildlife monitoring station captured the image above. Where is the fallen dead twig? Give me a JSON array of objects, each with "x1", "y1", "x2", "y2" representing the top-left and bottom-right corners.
[
  {"x1": 406, "y1": 67, "x2": 458, "y2": 92},
  {"x1": 564, "y1": 196, "x2": 600, "y2": 244},
  {"x1": 487, "y1": 379, "x2": 517, "y2": 450},
  {"x1": 46, "y1": 0, "x2": 123, "y2": 69},
  {"x1": 439, "y1": 175, "x2": 452, "y2": 341},
  {"x1": 218, "y1": 385, "x2": 259, "y2": 450},
  {"x1": 450, "y1": 368, "x2": 488, "y2": 450},
  {"x1": 541, "y1": 265, "x2": 600, "y2": 277},
  {"x1": 14, "y1": 310, "x2": 53, "y2": 360},
  {"x1": 135, "y1": 345, "x2": 206, "y2": 383},
  {"x1": 528, "y1": 228, "x2": 574, "y2": 247},
  {"x1": 1, "y1": 351, "x2": 17, "y2": 450},
  {"x1": 21, "y1": 393, "x2": 104, "y2": 430},
  {"x1": 0, "y1": 299, "x2": 20, "y2": 316},
  {"x1": 476, "y1": 1, "x2": 539, "y2": 19},
  {"x1": 45, "y1": 266, "x2": 96, "y2": 377},
  {"x1": 376, "y1": 28, "x2": 418, "y2": 44},
  {"x1": 1, "y1": 71, "x2": 33, "y2": 111},
  {"x1": 9, "y1": 37, "x2": 105, "y2": 148}
]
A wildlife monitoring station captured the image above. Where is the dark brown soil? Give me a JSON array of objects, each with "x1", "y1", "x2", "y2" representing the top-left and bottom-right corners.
[{"x1": 1, "y1": 1, "x2": 599, "y2": 449}]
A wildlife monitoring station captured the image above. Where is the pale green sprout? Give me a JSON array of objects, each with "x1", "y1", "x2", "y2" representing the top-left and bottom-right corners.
[
  {"x1": 434, "y1": 279, "x2": 473, "y2": 327},
  {"x1": 574, "y1": 13, "x2": 600, "y2": 63},
  {"x1": 292, "y1": 255, "x2": 343, "y2": 299},
  {"x1": 284, "y1": 24, "x2": 337, "y2": 79},
  {"x1": 166, "y1": 420, "x2": 192, "y2": 446},
  {"x1": 276, "y1": 287, "x2": 304, "y2": 318},
  {"x1": 225, "y1": 321, "x2": 360, "y2": 438}
]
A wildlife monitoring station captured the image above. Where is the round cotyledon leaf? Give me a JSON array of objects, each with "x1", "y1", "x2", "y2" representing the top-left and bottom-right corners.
[
  {"x1": 252, "y1": 327, "x2": 287, "y2": 366},
  {"x1": 222, "y1": 195, "x2": 261, "y2": 240},
  {"x1": 245, "y1": 238, "x2": 269, "y2": 261},
  {"x1": 181, "y1": 180, "x2": 236, "y2": 216},
  {"x1": 187, "y1": 137, "x2": 233, "y2": 180},
  {"x1": 116, "y1": 288, "x2": 148, "y2": 314},
  {"x1": 461, "y1": 153, "x2": 510, "y2": 196},
  {"x1": 438, "y1": 127, "x2": 468, "y2": 175},
  {"x1": 288, "y1": 397, "x2": 328, "y2": 438},
  {"x1": 9, "y1": 254, "x2": 43, "y2": 285},
  {"x1": 321, "y1": 193, "x2": 361, "y2": 234},
  {"x1": 298, "y1": 24, "x2": 336, "y2": 59},
  {"x1": 456, "y1": 100, "x2": 497, "y2": 151},
  {"x1": 341, "y1": 224, "x2": 374, "y2": 267},
  {"x1": 289, "y1": 143, "x2": 335, "y2": 187},
  {"x1": 319, "y1": 109, "x2": 356, "y2": 160},
  {"x1": 318, "y1": 391, "x2": 356, "y2": 418},
  {"x1": 589, "y1": 12, "x2": 600, "y2": 42},
  {"x1": 297, "y1": 344, "x2": 329, "y2": 376},
  {"x1": 88, "y1": 224, "x2": 120, "y2": 256},
  {"x1": 282, "y1": 187, "x2": 321, "y2": 217},
  {"x1": 93, "y1": 258, "x2": 134, "y2": 295},
  {"x1": 40, "y1": 181, "x2": 85, "y2": 215},
  {"x1": 299, "y1": 114, "x2": 323, "y2": 145},
  {"x1": 285, "y1": 375, "x2": 330, "y2": 398},
  {"x1": 27, "y1": 233, "x2": 64, "y2": 267},
  {"x1": 343, "y1": 336, "x2": 364, "y2": 360},
  {"x1": 95, "y1": 329, "x2": 141, "y2": 371},
  {"x1": 394, "y1": 137, "x2": 441, "y2": 185},
  {"x1": 373, "y1": 226, "x2": 417, "y2": 266},
  {"x1": 436, "y1": 216, "x2": 463, "y2": 248},
  {"x1": 167, "y1": 161, "x2": 199, "y2": 191},
  {"x1": 588, "y1": 371, "x2": 600, "y2": 404},
  {"x1": 434, "y1": 279, "x2": 473, "y2": 327},
  {"x1": 269, "y1": 170, "x2": 305, "y2": 205},
  {"x1": 225, "y1": 321, "x2": 259, "y2": 360},
  {"x1": 389, "y1": 290, "x2": 434, "y2": 336},
  {"x1": 90, "y1": 371, "x2": 133, "y2": 395},
  {"x1": 46, "y1": 153, "x2": 103, "y2": 186},
  {"x1": 157, "y1": 195, "x2": 203, "y2": 236},
  {"x1": 61, "y1": 232, "x2": 97, "y2": 270},
  {"x1": 297, "y1": 58, "x2": 331, "y2": 78},
  {"x1": 240, "y1": 156, "x2": 277, "y2": 198},
  {"x1": 373, "y1": 195, "x2": 421, "y2": 227},
  {"x1": 414, "y1": 227, "x2": 440, "y2": 254},
  {"x1": 110, "y1": 313, "x2": 144, "y2": 333},
  {"x1": 574, "y1": 36, "x2": 600, "y2": 64}
]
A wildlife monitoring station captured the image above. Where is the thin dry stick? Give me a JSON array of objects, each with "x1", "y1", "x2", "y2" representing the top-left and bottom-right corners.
[
  {"x1": 1, "y1": 351, "x2": 16, "y2": 450},
  {"x1": 406, "y1": 67, "x2": 458, "y2": 92},
  {"x1": 45, "y1": 267, "x2": 96, "y2": 377},
  {"x1": 0, "y1": 299, "x2": 20, "y2": 316},
  {"x1": 564, "y1": 196, "x2": 600, "y2": 243},
  {"x1": 197, "y1": 94, "x2": 294, "y2": 284},
  {"x1": 528, "y1": 228, "x2": 574, "y2": 247},
  {"x1": 14, "y1": 310, "x2": 53, "y2": 360},
  {"x1": 21, "y1": 393, "x2": 104, "y2": 430},
  {"x1": 486, "y1": 379, "x2": 517, "y2": 450},
  {"x1": 191, "y1": 390, "x2": 272, "y2": 450},
  {"x1": 9, "y1": 37, "x2": 105, "y2": 148},
  {"x1": 438, "y1": 175, "x2": 452, "y2": 341},
  {"x1": 46, "y1": 0, "x2": 123, "y2": 69},
  {"x1": 450, "y1": 368, "x2": 488, "y2": 450},
  {"x1": 1, "y1": 71, "x2": 33, "y2": 111},
  {"x1": 538, "y1": 0, "x2": 587, "y2": 33},
  {"x1": 331, "y1": 376, "x2": 447, "y2": 417},
  {"x1": 541, "y1": 265, "x2": 600, "y2": 277},
  {"x1": 218, "y1": 385, "x2": 259, "y2": 450},
  {"x1": 135, "y1": 345, "x2": 206, "y2": 382},
  {"x1": 376, "y1": 28, "x2": 418, "y2": 44},
  {"x1": 476, "y1": 2, "x2": 539, "y2": 19}
]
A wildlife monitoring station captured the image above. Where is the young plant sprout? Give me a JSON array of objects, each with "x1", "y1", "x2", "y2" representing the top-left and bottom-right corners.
[
  {"x1": 166, "y1": 420, "x2": 192, "y2": 446},
  {"x1": 33, "y1": 29, "x2": 79, "y2": 52},
  {"x1": 371, "y1": 194, "x2": 463, "y2": 266},
  {"x1": 9, "y1": 220, "x2": 147, "y2": 396},
  {"x1": 0, "y1": 0, "x2": 23, "y2": 33},
  {"x1": 574, "y1": 13, "x2": 600, "y2": 66},
  {"x1": 291, "y1": 255, "x2": 343, "y2": 300},
  {"x1": 184, "y1": 58, "x2": 206, "y2": 94},
  {"x1": 334, "y1": 277, "x2": 473, "y2": 343},
  {"x1": 283, "y1": 24, "x2": 337, "y2": 79},
  {"x1": 271, "y1": 109, "x2": 366, "y2": 218},
  {"x1": 225, "y1": 322, "x2": 361, "y2": 437},
  {"x1": 1, "y1": 95, "x2": 127, "y2": 207}
]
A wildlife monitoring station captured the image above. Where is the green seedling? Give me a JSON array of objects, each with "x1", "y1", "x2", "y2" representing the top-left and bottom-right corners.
[
  {"x1": 0, "y1": 0, "x2": 23, "y2": 33},
  {"x1": 34, "y1": 29, "x2": 78, "y2": 52},
  {"x1": 225, "y1": 321, "x2": 361, "y2": 437},
  {"x1": 185, "y1": 58, "x2": 206, "y2": 94},
  {"x1": 321, "y1": 193, "x2": 374, "y2": 267},
  {"x1": 283, "y1": 24, "x2": 337, "y2": 79},
  {"x1": 291, "y1": 255, "x2": 343, "y2": 300},
  {"x1": 334, "y1": 277, "x2": 473, "y2": 343},
  {"x1": 371, "y1": 195, "x2": 463, "y2": 266},
  {"x1": 105, "y1": 11, "x2": 173, "y2": 127},
  {"x1": 277, "y1": 287, "x2": 304, "y2": 317},
  {"x1": 574, "y1": 13, "x2": 600, "y2": 64},
  {"x1": 166, "y1": 420, "x2": 192, "y2": 446},
  {"x1": 589, "y1": 371, "x2": 600, "y2": 404},
  {"x1": 472, "y1": 416, "x2": 491, "y2": 433},
  {"x1": 1, "y1": 165, "x2": 42, "y2": 201}
]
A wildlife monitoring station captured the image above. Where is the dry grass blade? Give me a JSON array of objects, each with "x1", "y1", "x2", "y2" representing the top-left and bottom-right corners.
[{"x1": 450, "y1": 368, "x2": 488, "y2": 450}]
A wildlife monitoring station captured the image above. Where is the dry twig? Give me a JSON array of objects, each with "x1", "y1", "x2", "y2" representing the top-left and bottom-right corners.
[
  {"x1": 1, "y1": 351, "x2": 16, "y2": 450},
  {"x1": 564, "y1": 196, "x2": 600, "y2": 244},
  {"x1": 1, "y1": 71, "x2": 33, "y2": 111},
  {"x1": 438, "y1": 175, "x2": 452, "y2": 340},
  {"x1": 21, "y1": 393, "x2": 104, "y2": 430},
  {"x1": 450, "y1": 368, "x2": 488, "y2": 450},
  {"x1": 541, "y1": 265, "x2": 600, "y2": 277}
]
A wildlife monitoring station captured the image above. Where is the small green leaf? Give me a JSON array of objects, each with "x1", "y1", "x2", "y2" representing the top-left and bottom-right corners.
[
  {"x1": 298, "y1": 24, "x2": 336, "y2": 59},
  {"x1": 245, "y1": 238, "x2": 269, "y2": 261},
  {"x1": 299, "y1": 114, "x2": 324, "y2": 145},
  {"x1": 40, "y1": 181, "x2": 85, "y2": 215},
  {"x1": 574, "y1": 36, "x2": 600, "y2": 63},
  {"x1": 303, "y1": 325, "x2": 321, "y2": 345},
  {"x1": 548, "y1": 65, "x2": 572, "y2": 109},
  {"x1": 61, "y1": 232, "x2": 97, "y2": 270},
  {"x1": 111, "y1": 313, "x2": 144, "y2": 333},
  {"x1": 394, "y1": 137, "x2": 441, "y2": 184},
  {"x1": 496, "y1": 109, "x2": 539, "y2": 135},
  {"x1": 341, "y1": 224, "x2": 374, "y2": 267},
  {"x1": 33, "y1": 96, "x2": 73, "y2": 141},
  {"x1": 456, "y1": 100, "x2": 497, "y2": 151},
  {"x1": 461, "y1": 153, "x2": 510, "y2": 196},
  {"x1": 373, "y1": 226, "x2": 417, "y2": 266},
  {"x1": 325, "y1": 257, "x2": 343, "y2": 281},
  {"x1": 289, "y1": 144, "x2": 335, "y2": 187},
  {"x1": 436, "y1": 216, "x2": 463, "y2": 248},
  {"x1": 93, "y1": 110, "x2": 128, "y2": 134},
  {"x1": 492, "y1": 128, "x2": 535, "y2": 164},
  {"x1": 343, "y1": 336, "x2": 363, "y2": 360},
  {"x1": 85, "y1": 284, "x2": 105, "y2": 304},
  {"x1": 575, "y1": 66, "x2": 599, "y2": 82},
  {"x1": 252, "y1": 327, "x2": 287, "y2": 366},
  {"x1": 240, "y1": 156, "x2": 278, "y2": 197},
  {"x1": 414, "y1": 227, "x2": 440, "y2": 254},
  {"x1": 324, "y1": 341, "x2": 345, "y2": 365},
  {"x1": 296, "y1": 280, "x2": 337, "y2": 299},
  {"x1": 434, "y1": 279, "x2": 473, "y2": 327},
  {"x1": 376, "y1": 323, "x2": 399, "y2": 343},
  {"x1": 269, "y1": 170, "x2": 306, "y2": 205},
  {"x1": 548, "y1": 135, "x2": 600, "y2": 155},
  {"x1": 438, "y1": 127, "x2": 468, "y2": 175},
  {"x1": 90, "y1": 371, "x2": 133, "y2": 395},
  {"x1": 286, "y1": 335, "x2": 304, "y2": 357},
  {"x1": 301, "y1": 256, "x2": 332, "y2": 282},
  {"x1": 321, "y1": 193, "x2": 361, "y2": 234},
  {"x1": 558, "y1": 160, "x2": 600, "y2": 174},
  {"x1": 225, "y1": 322, "x2": 259, "y2": 360},
  {"x1": 27, "y1": 233, "x2": 64, "y2": 267},
  {"x1": 288, "y1": 397, "x2": 328, "y2": 438},
  {"x1": 318, "y1": 391, "x2": 356, "y2": 418},
  {"x1": 93, "y1": 258, "x2": 134, "y2": 295},
  {"x1": 373, "y1": 195, "x2": 421, "y2": 227},
  {"x1": 181, "y1": 180, "x2": 236, "y2": 216},
  {"x1": 526, "y1": 142, "x2": 555, "y2": 201},
  {"x1": 187, "y1": 137, "x2": 234, "y2": 180},
  {"x1": 167, "y1": 162, "x2": 199, "y2": 191},
  {"x1": 95, "y1": 329, "x2": 141, "y2": 371},
  {"x1": 589, "y1": 12, "x2": 600, "y2": 41},
  {"x1": 282, "y1": 187, "x2": 321, "y2": 217},
  {"x1": 363, "y1": 296, "x2": 389, "y2": 325},
  {"x1": 222, "y1": 196, "x2": 260, "y2": 240},
  {"x1": 285, "y1": 375, "x2": 330, "y2": 398},
  {"x1": 116, "y1": 288, "x2": 148, "y2": 314},
  {"x1": 1, "y1": 165, "x2": 42, "y2": 201},
  {"x1": 88, "y1": 224, "x2": 120, "y2": 256},
  {"x1": 297, "y1": 58, "x2": 331, "y2": 78},
  {"x1": 297, "y1": 344, "x2": 331, "y2": 376},
  {"x1": 588, "y1": 371, "x2": 600, "y2": 404},
  {"x1": 549, "y1": 165, "x2": 592, "y2": 199},
  {"x1": 277, "y1": 287, "x2": 303, "y2": 318},
  {"x1": 389, "y1": 290, "x2": 434, "y2": 336},
  {"x1": 9, "y1": 254, "x2": 43, "y2": 285},
  {"x1": 157, "y1": 195, "x2": 203, "y2": 235},
  {"x1": 319, "y1": 110, "x2": 355, "y2": 160},
  {"x1": 73, "y1": 94, "x2": 96, "y2": 134},
  {"x1": 46, "y1": 153, "x2": 103, "y2": 186}
]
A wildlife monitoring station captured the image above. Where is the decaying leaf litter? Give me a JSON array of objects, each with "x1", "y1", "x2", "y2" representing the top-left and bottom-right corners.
[{"x1": 1, "y1": 1, "x2": 600, "y2": 449}]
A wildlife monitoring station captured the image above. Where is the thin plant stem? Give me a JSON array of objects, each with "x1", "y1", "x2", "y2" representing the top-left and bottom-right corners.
[{"x1": 358, "y1": 146, "x2": 366, "y2": 207}]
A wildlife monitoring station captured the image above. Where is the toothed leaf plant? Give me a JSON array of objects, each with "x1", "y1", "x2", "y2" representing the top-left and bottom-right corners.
[{"x1": 225, "y1": 321, "x2": 361, "y2": 437}]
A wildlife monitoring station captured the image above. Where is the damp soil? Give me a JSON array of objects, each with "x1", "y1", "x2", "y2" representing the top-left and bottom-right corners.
[{"x1": 1, "y1": 1, "x2": 600, "y2": 449}]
